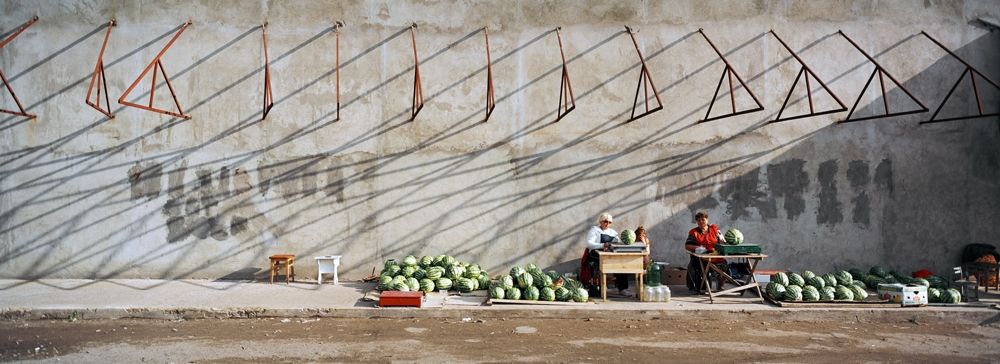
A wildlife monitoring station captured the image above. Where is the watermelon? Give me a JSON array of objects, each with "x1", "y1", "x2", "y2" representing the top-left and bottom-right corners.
[
  {"x1": 869, "y1": 266, "x2": 888, "y2": 278},
  {"x1": 467, "y1": 264, "x2": 482, "y2": 277},
  {"x1": 723, "y1": 228, "x2": 743, "y2": 245},
  {"x1": 476, "y1": 275, "x2": 490, "y2": 290},
  {"x1": 406, "y1": 277, "x2": 420, "y2": 291},
  {"x1": 802, "y1": 286, "x2": 820, "y2": 301},
  {"x1": 524, "y1": 286, "x2": 540, "y2": 300},
  {"x1": 863, "y1": 275, "x2": 885, "y2": 288},
  {"x1": 441, "y1": 256, "x2": 456, "y2": 267},
  {"x1": 849, "y1": 285, "x2": 867, "y2": 301},
  {"x1": 852, "y1": 280, "x2": 867, "y2": 290},
  {"x1": 401, "y1": 255, "x2": 416, "y2": 266},
  {"x1": 765, "y1": 282, "x2": 786, "y2": 300},
  {"x1": 834, "y1": 271, "x2": 853, "y2": 286},
  {"x1": 510, "y1": 266, "x2": 526, "y2": 278},
  {"x1": 500, "y1": 275, "x2": 515, "y2": 290},
  {"x1": 926, "y1": 276, "x2": 948, "y2": 289},
  {"x1": 377, "y1": 276, "x2": 393, "y2": 291},
  {"x1": 530, "y1": 270, "x2": 547, "y2": 287},
  {"x1": 940, "y1": 288, "x2": 961, "y2": 304},
  {"x1": 384, "y1": 259, "x2": 398, "y2": 270},
  {"x1": 471, "y1": 277, "x2": 480, "y2": 291},
  {"x1": 572, "y1": 287, "x2": 589, "y2": 302},
  {"x1": 505, "y1": 287, "x2": 521, "y2": 300},
  {"x1": 927, "y1": 287, "x2": 941, "y2": 302},
  {"x1": 419, "y1": 256, "x2": 434, "y2": 267},
  {"x1": 546, "y1": 270, "x2": 561, "y2": 281},
  {"x1": 419, "y1": 278, "x2": 435, "y2": 293},
  {"x1": 620, "y1": 230, "x2": 636, "y2": 245},
  {"x1": 393, "y1": 281, "x2": 411, "y2": 291},
  {"x1": 807, "y1": 276, "x2": 826, "y2": 290},
  {"x1": 848, "y1": 268, "x2": 866, "y2": 281},
  {"x1": 554, "y1": 287, "x2": 572, "y2": 301},
  {"x1": 402, "y1": 265, "x2": 417, "y2": 278},
  {"x1": 447, "y1": 265, "x2": 466, "y2": 281},
  {"x1": 540, "y1": 275, "x2": 554, "y2": 288},
  {"x1": 383, "y1": 265, "x2": 401, "y2": 277},
  {"x1": 525, "y1": 263, "x2": 539, "y2": 272},
  {"x1": 490, "y1": 286, "x2": 505, "y2": 299},
  {"x1": 391, "y1": 275, "x2": 406, "y2": 285},
  {"x1": 911, "y1": 278, "x2": 929, "y2": 287},
  {"x1": 820, "y1": 286, "x2": 835, "y2": 301},
  {"x1": 455, "y1": 278, "x2": 475, "y2": 293},
  {"x1": 436, "y1": 277, "x2": 453, "y2": 291},
  {"x1": 835, "y1": 285, "x2": 854, "y2": 301},
  {"x1": 788, "y1": 273, "x2": 805, "y2": 287},
  {"x1": 426, "y1": 266, "x2": 444, "y2": 280},
  {"x1": 517, "y1": 272, "x2": 534, "y2": 289},
  {"x1": 801, "y1": 271, "x2": 816, "y2": 280},
  {"x1": 883, "y1": 276, "x2": 899, "y2": 284},
  {"x1": 540, "y1": 287, "x2": 556, "y2": 301},
  {"x1": 822, "y1": 273, "x2": 837, "y2": 287},
  {"x1": 783, "y1": 285, "x2": 803, "y2": 301},
  {"x1": 771, "y1": 272, "x2": 789, "y2": 286}
]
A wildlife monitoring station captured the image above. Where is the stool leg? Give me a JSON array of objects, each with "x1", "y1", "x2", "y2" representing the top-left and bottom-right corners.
[
  {"x1": 290, "y1": 263, "x2": 295, "y2": 282},
  {"x1": 333, "y1": 265, "x2": 339, "y2": 285},
  {"x1": 285, "y1": 262, "x2": 291, "y2": 284},
  {"x1": 270, "y1": 261, "x2": 275, "y2": 284}
]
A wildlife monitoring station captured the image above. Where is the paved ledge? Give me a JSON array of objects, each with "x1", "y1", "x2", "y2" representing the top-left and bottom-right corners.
[{"x1": 2, "y1": 279, "x2": 997, "y2": 324}]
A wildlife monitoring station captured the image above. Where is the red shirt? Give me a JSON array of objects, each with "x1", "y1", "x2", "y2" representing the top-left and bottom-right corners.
[{"x1": 687, "y1": 224, "x2": 720, "y2": 251}]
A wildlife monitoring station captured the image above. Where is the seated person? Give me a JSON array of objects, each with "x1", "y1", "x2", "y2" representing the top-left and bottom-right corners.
[
  {"x1": 580, "y1": 212, "x2": 632, "y2": 297},
  {"x1": 684, "y1": 211, "x2": 728, "y2": 292}
]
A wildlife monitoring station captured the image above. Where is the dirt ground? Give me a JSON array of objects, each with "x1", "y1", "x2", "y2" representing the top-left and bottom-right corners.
[{"x1": 2, "y1": 315, "x2": 999, "y2": 363}]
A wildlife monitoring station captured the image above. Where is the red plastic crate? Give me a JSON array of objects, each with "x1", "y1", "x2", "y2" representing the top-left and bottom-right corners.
[{"x1": 379, "y1": 291, "x2": 423, "y2": 307}]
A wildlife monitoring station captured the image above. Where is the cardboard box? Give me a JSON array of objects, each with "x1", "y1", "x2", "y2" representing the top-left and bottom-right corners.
[
  {"x1": 662, "y1": 267, "x2": 687, "y2": 286},
  {"x1": 877, "y1": 283, "x2": 927, "y2": 306}
]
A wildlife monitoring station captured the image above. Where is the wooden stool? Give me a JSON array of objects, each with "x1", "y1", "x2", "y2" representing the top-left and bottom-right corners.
[{"x1": 269, "y1": 254, "x2": 295, "y2": 284}]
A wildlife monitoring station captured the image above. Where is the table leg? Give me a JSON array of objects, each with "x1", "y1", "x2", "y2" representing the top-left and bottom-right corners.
[
  {"x1": 601, "y1": 273, "x2": 607, "y2": 302},
  {"x1": 638, "y1": 273, "x2": 644, "y2": 301},
  {"x1": 333, "y1": 262, "x2": 339, "y2": 285},
  {"x1": 748, "y1": 259, "x2": 764, "y2": 302},
  {"x1": 699, "y1": 257, "x2": 713, "y2": 303},
  {"x1": 269, "y1": 260, "x2": 275, "y2": 284}
]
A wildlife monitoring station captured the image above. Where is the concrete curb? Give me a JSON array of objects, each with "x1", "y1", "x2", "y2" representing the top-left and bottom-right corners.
[{"x1": 4, "y1": 306, "x2": 998, "y2": 325}]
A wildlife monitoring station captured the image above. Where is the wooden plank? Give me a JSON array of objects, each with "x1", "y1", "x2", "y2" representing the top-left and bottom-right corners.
[
  {"x1": 764, "y1": 292, "x2": 896, "y2": 308},
  {"x1": 601, "y1": 255, "x2": 645, "y2": 273},
  {"x1": 489, "y1": 298, "x2": 594, "y2": 306}
]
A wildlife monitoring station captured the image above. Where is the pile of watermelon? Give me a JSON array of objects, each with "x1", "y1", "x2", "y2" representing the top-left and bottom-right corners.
[
  {"x1": 377, "y1": 255, "x2": 490, "y2": 293},
  {"x1": 849, "y1": 266, "x2": 959, "y2": 303},
  {"x1": 488, "y1": 264, "x2": 590, "y2": 303},
  {"x1": 766, "y1": 270, "x2": 869, "y2": 302}
]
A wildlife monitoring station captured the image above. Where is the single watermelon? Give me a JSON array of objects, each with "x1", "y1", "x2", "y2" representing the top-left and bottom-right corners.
[
  {"x1": 834, "y1": 271, "x2": 853, "y2": 286},
  {"x1": 849, "y1": 285, "x2": 867, "y2": 301},
  {"x1": 392, "y1": 281, "x2": 411, "y2": 292},
  {"x1": 490, "y1": 286, "x2": 505, "y2": 299},
  {"x1": 402, "y1": 255, "x2": 418, "y2": 266},
  {"x1": 783, "y1": 285, "x2": 803, "y2": 301},
  {"x1": 554, "y1": 287, "x2": 572, "y2": 301},
  {"x1": 572, "y1": 288, "x2": 589, "y2": 302},
  {"x1": 801, "y1": 271, "x2": 816, "y2": 280},
  {"x1": 807, "y1": 276, "x2": 826, "y2": 290},
  {"x1": 620, "y1": 230, "x2": 636, "y2": 245},
  {"x1": 510, "y1": 266, "x2": 526, "y2": 278},
  {"x1": 476, "y1": 275, "x2": 490, "y2": 290},
  {"x1": 834, "y1": 285, "x2": 854, "y2": 301},
  {"x1": 402, "y1": 265, "x2": 417, "y2": 278},
  {"x1": 723, "y1": 228, "x2": 744, "y2": 245},
  {"x1": 820, "y1": 286, "x2": 835, "y2": 301},
  {"x1": 940, "y1": 288, "x2": 961, "y2": 304},
  {"x1": 848, "y1": 268, "x2": 866, "y2": 281},
  {"x1": 412, "y1": 268, "x2": 426, "y2": 280},
  {"x1": 525, "y1": 263, "x2": 539, "y2": 272},
  {"x1": 384, "y1": 259, "x2": 398, "y2": 270},
  {"x1": 802, "y1": 286, "x2": 820, "y2": 301},
  {"x1": 852, "y1": 280, "x2": 867, "y2": 290},
  {"x1": 911, "y1": 278, "x2": 929, "y2": 287},
  {"x1": 467, "y1": 264, "x2": 482, "y2": 277},
  {"x1": 383, "y1": 265, "x2": 401, "y2": 277},
  {"x1": 927, "y1": 287, "x2": 941, "y2": 302},
  {"x1": 863, "y1": 274, "x2": 885, "y2": 288},
  {"x1": 530, "y1": 270, "x2": 546, "y2": 288},
  {"x1": 524, "y1": 286, "x2": 540, "y2": 301},
  {"x1": 766, "y1": 282, "x2": 786, "y2": 300},
  {"x1": 869, "y1": 266, "x2": 888, "y2": 278},
  {"x1": 436, "y1": 277, "x2": 453, "y2": 291},
  {"x1": 500, "y1": 275, "x2": 515, "y2": 290},
  {"x1": 546, "y1": 270, "x2": 561, "y2": 281},
  {"x1": 771, "y1": 272, "x2": 789, "y2": 286},
  {"x1": 822, "y1": 273, "x2": 837, "y2": 288},
  {"x1": 540, "y1": 287, "x2": 556, "y2": 301},
  {"x1": 517, "y1": 272, "x2": 534, "y2": 289},
  {"x1": 442, "y1": 256, "x2": 456, "y2": 266},
  {"x1": 505, "y1": 286, "x2": 521, "y2": 300},
  {"x1": 540, "y1": 275, "x2": 554, "y2": 288},
  {"x1": 447, "y1": 265, "x2": 466, "y2": 281},
  {"x1": 419, "y1": 278, "x2": 435, "y2": 293},
  {"x1": 406, "y1": 277, "x2": 420, "y2": 291},
  {"x1": 788, "y1": 273, "x2": 805, "y2": 287},
  {"x1": 455, "y1": 278, "x2": 475, "y2": 293},
  {"x1": 419, "y1": 256, "x2": 434, "y2": 267}
]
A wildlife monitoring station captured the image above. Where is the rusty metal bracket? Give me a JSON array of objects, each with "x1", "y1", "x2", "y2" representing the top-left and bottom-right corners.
[
  {"x1": 483, "y1": 27, "x2": 496, "y2": 122},
  {"x1": 118, "y1": 21, "x2": 192, "y2": 119},
  {"x1": 409, "y1": 23, "x2": 423, "y2": 121},
  {"x1": 769, "y1": 30, "x2": 847, "y2": 123},
  {"x1": 0, "y1": 16, "x2": 39, "y2": 119},
  {"x1": 697, "y1": 29, "x2": 764, "y2": 123},
  {"x1": 334, "y1": 20, "x2": 344, "y2": 121},
  {"x1": 837, "y1": 30, "x2": 927, "y2": 123},
  {"x1": 919, "y1": 31, "x2": 1000, "y2": 125},
  {"x1": 625, "y1": 26, "x2": 663, "y2": 122},
  {"x1": 260, "y1": 22, "x2": 274, "y2": 120},
  {"x1": 554, "y1": 27, "x2": 575, "y2": 122},
  {"x1": 85, "y1": 19, "x2": 116, "y2": 119}
]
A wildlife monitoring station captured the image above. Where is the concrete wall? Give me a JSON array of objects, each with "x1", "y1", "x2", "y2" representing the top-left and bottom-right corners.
[{"x1": 1, "y1": 0, "x2": 998, "y2": 280}]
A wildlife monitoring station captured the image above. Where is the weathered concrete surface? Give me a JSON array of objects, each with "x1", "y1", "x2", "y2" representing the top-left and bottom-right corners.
[
  {"x1": 1, "y1": 279, "x2": 998, "y2": 323},
  {"x1": 0, "y1": 1, "x2": 998, "y2": 279}
]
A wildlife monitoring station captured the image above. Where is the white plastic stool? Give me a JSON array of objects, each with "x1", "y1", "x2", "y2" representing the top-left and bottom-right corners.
[{"x1": 315, "y1": 255, "x2": 342, "y2": 285}]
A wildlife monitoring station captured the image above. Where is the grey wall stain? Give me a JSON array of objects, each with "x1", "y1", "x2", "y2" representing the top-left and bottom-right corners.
[
  {"x1": 970, "y1": 134, "x2": 1000, "y2": 181},
  {"x1": 325, "y1": 160, "x2": 347, "y2": 203},
  {"x1": 874, "y1": 158, "x2": 893, "y2": 194},
  {"x1": 688, "y1": 195, "x2": 720, "y2": 218},
  {"x1": 258, "y1": 159, "x2": 276, "y2": 196},
  {"x1": 230, "y1": 216, "x2": 249, "y2": 235},
  {"x1": 766, "y1": 159, "x2": 809, "y2": 220},
  {"x1": 816, "y1": 159, "x2": 843, "y2": 225},
  {"x1": 719, "y1": 167, "x2": 776, "y2": 221},
  {"x1": 300, "y1": 158, "x2": 319, "y2": 197},
  {"x1": 127, "y1": 162, "x2": 162, "y2": 201},
  {"x1": 847, "y1": 160, "x2": 871, "y2": 226}
]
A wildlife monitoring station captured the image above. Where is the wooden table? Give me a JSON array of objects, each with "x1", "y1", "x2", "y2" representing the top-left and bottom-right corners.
[
  {"x1": 687, "y1": 251, "x2": 767, "y2": 303},
  {"x1": 596, "y1": 251, "x2": 648, "y2": 301}
]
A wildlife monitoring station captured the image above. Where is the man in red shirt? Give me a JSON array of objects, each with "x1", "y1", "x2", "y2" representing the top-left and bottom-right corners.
[{"x1": 685, "y1": 211, "x2": 727, "y2": 292}]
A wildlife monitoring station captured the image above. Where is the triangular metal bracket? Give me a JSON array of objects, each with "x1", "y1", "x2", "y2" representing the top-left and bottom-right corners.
[
  {"x1": 86, "y1": 20, "x2": 116, "y2": 119},
  {"x1": 483, "y1": 27, "x2": 496, "y2": 122},
  {"x1": 769, "y1": 30, "x2": 847, "y2": 123},
  {"x1": 919, "y1": 31, "x2": 1000, "y2": 125},
  {"x1": 697, "y1": 29, "x2": 764, "y2": 123},
  {"x1": 0, "y1": 16, "x2": 39, "y2": 119},
  {"x1": 118, "y1": 21, "x2": 192, "y2": 119},
  {"x1": 409, "y1": 23, "x2": 423, "y2": 121},
  {"x1": 625, "y1": 26, "x2": 663, "y2": 122},
  {"x1": 837, "y1": 30, "x2": 928, "y2": 123},
  {"x1": 261, "y1": 22, "x2": 274, "y2": 120},
  {"x1": 554, "y1": 27, "x2": 575, "y2": 122},
  {"x1": 333, "y1": 21, "x2": 344, "y2": 121}
]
